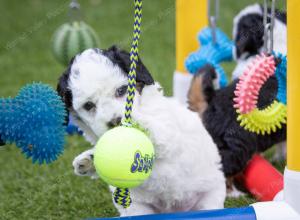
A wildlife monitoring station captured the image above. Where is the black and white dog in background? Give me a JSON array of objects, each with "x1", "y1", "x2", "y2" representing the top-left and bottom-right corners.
[
  {"x1": 57, "y1": 46, "x2": 226, "y2": 216},
  {"x1": 232, "y1": 3, "x2": 287, "y2": 160},
  {"x1": 188, "y1": 64, "x2": 286, "y2": 177},
  {"x1": 232, "y1": 3, "x2": 286, "y2": 79}
]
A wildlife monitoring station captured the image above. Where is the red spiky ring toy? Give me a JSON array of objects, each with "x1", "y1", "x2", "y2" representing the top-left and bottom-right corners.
[{"x1": 233, "y1": 53, "x2": 287, "y2": 135}]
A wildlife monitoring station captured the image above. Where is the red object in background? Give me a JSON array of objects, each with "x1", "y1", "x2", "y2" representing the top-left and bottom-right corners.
[{"x1": 243, "y1": 154, "x2": 283, "y2": 201}]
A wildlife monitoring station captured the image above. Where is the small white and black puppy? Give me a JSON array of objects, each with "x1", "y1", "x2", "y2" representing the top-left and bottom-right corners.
[
  {"x1": 232, "y1": 3, "x2": 286, "y2": 79},
  {"x1": 57, "y1": 46, "x2": 226, "y2": 216}
]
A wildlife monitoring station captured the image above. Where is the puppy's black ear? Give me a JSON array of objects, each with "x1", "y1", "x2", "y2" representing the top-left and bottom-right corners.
[
  {"x1": 187, "y1": 64, "x2": 217, "y2": 115},
  {"x1": 103, "y1": 45, "x2": 154, "y2": 92},
  {"x1": 57, "y1": 58, "x2": 74, "y2": 125},
  {"x1": 235, "y1": 14, "x2": 264, "y2": 59},
  {"x1": 197, "y1": 64, "x2": 217, "y2": 103}
]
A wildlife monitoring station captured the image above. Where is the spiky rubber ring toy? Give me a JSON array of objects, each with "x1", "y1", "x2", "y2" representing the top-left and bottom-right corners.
[
  {"x1": 234, "y1": 53, "x2": 287, "y2": 135},
  {"x1": 237, "y1": 101, "x2": 286, "y2": 135},
  {"x1": 234, "y1": 54, "x2": 276, "y2": 114}
]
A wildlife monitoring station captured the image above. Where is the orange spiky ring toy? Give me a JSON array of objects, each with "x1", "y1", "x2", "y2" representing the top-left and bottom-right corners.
[{"x1": 233, "y1": 53, "x2": 287, "y2": 135}]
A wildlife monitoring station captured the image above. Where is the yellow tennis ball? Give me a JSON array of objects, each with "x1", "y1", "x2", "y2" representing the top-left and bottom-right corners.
[{"x1": 94, "y1": 126, "x2": 155, "y2": 188}]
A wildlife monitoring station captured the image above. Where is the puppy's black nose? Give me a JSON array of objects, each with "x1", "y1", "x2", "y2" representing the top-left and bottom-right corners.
[{"x1": 107, "y1": 117, "x2": 122, "y2": 128}]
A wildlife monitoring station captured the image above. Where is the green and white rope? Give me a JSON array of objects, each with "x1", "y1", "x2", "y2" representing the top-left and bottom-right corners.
[{"x1": 114, "y1": 0, "x2": 143, "y2": 209}]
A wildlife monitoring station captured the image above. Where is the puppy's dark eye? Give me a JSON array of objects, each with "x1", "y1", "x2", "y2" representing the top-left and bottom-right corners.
[
  {"x1": 83, "y1": 101, "x2": 96, "y2": 111},
  {"x1": 115, "y1": 85, "x2": 128, "y2": 98}
]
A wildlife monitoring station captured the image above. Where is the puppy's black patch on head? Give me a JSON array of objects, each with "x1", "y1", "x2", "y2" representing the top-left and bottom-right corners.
[
  {"x1": 57, "y1": 58, "x2": 75, "y2": 125},
  {"x1": 236, "y1": 5, "x2": 287, "y2": 59},
  {"x1": 103, "y1": 45, "x2": 154, "y2": 93},
  {"x1": 235, "y1": 14, "x2": 264, "y2": 59}
]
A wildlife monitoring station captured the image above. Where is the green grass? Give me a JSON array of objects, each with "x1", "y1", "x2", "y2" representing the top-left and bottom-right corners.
[{"x1": 0, "y1": 0, "x2": 286, "y2": 219}]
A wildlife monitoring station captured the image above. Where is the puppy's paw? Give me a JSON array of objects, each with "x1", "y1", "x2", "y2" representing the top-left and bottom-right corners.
[{"x1": 72, "y1": 149, "x2": 97, "y2": 178}]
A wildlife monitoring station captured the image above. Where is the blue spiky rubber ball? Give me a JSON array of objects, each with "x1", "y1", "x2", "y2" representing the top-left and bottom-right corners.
[{"x1": 0, "y1": 83, "x2": 66, "y2": 164}]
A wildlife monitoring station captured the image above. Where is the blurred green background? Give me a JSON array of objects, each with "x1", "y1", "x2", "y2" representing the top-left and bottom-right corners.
[{"x1": 0, "y1": 0, "x2": 286, "y2": 219}]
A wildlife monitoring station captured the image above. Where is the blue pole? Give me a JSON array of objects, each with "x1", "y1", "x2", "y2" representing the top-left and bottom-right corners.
[{"x1": 89, "y1": 207, "x2": 256, "y2": 220}]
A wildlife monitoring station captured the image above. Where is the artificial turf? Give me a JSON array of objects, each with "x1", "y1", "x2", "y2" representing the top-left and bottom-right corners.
[{"x1": 0, "y1": 0, "x2": 286, "y2": 219}]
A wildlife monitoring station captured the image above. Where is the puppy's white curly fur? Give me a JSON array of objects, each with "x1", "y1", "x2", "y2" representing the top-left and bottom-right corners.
[{"x1": 70, "y1": 49, "x2": 226, "y2": 216}]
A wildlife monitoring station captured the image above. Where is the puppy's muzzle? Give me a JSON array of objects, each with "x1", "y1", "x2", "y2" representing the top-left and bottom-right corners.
[{"x1": 107, "y1": 117, "x2": 122, "y2": 129}]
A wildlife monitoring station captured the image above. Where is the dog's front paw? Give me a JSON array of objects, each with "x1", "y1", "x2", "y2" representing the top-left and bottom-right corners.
[{"x1": 72, "y1": 149, "x2": 97, "y2": 178}]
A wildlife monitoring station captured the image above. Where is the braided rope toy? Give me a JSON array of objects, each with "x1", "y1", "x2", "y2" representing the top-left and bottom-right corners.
[
  {"x1": 185, "y1": 27, "x2": 233, "y2": 88},
  {"x1": 113, "y1": 188, "x2": 131, "y2": 208},
  {"x1": 116, "y1": 0, "x2": 144, "y2": 208},
  {"x1": 234, "y1": 53, "x2": 287, "y2": 135},
  {"x1": 123, "y1": 0, "x2": 142, "y2": 126},
  {"x1": 93, "y1": 0, "x2": 154, "y2": 209}
]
